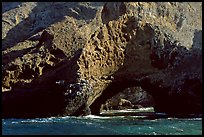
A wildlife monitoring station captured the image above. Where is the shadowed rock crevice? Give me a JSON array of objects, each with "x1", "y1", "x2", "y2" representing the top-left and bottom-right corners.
[
  {"x1": 2, "y1": 2, "x2": 23, "y2": 13},
  {"x1": 101, "y1": 2, "x2": 127, "y2": 24}
]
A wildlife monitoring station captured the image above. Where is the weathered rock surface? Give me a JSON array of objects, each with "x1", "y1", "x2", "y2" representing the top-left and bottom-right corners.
[{"x1": 2, "y1": 2, "x2": 202, "y2": 118}]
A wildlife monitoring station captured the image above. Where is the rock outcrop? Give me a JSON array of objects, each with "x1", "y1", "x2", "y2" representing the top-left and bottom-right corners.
[{"x1": 2, "y1": 2, "x2": 202, "y2": 118}]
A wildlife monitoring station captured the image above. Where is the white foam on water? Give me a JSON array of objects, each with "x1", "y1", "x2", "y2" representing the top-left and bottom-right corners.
[
  {"x1": 167, "y1": 117, "x2": 178, "y2": 120},
  {"x1": 83, "y1": 115, "x2": 115, "y2": 119},
  {"x1": 136, "y1": 107, "x2": 154, "y2": 112},
  {"x1": 101, "y1": 107, "x2": 154, "y2": 114},
  {"x1": 152, "y1": 131, "x2": 158, "y2": 135},
  {"x1": 128, "y1": 115, "x2": 147, "y2": 118},
  {"x1": 19, "y1": 117, "x2": 58, "y2": 123},
  {"x1": 169, "y1": 126, "x2": 184, "y2": 132},
  {"x1": 184, "y1": 118, "x2": 202, "y2": 121},
  {"x1": 11, "y1": 121, "x2": 19, "y2": 124},
  {"x1": 148, "y1": 126, "x2": 154, "y2": 129},
  {"x1": 58, "y1": 116, "x2": 72, "y2": 119},
  {"x1": 167, "y1": 117, "x2": 202, "y2": 121},
  {"x1": 155, "y1": 112, "x2": 167, "y2": 115}
]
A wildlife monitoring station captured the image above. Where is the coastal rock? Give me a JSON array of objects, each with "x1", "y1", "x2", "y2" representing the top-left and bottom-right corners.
[{"x1": 2, "y1": 2, "x2": 202, "y2": 118}]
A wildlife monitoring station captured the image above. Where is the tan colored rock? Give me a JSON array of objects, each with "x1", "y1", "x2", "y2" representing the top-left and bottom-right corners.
[{"x1": 2, "y1": 2, "x2": 202, "y2": 117}]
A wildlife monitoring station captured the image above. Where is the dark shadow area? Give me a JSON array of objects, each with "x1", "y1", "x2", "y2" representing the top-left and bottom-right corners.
[
  {"x1": 2, "y1": 2, "x2": 23, "y2": 13},
  {"x1": 2, "y1": 2, "x2": 99, "y2": 51},
  {"x1": 101, "y1": 2, "x2": 126, "y2": 24},
  {"x1": 2, "y1": 30, "x2": 55, "y2": 66},
  {"x1": 2, "y1": 82, "x2": 67, "y2": 119},
  {"x1": 2, "y1": 46, "x2": 35, "y2": 66},
  {"x1": 192, "y1": 29, "x2": 202, "y2": 50}
]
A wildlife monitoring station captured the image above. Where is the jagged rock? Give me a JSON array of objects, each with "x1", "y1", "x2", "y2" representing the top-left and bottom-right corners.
[
  {"x1": 2, "y1": 2, "x2": 202, "y2": 118},
  {"x1": 55, "y1": 79, "x2": 93, "y2": 116}
]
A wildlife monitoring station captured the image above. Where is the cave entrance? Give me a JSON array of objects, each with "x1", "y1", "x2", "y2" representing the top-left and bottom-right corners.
[
  {"x1": 89, "y1": 80, "x2": 155, "y2": 115},
  {"x1": 100, "y1": 86, "x2": 155, "y2": 112}
]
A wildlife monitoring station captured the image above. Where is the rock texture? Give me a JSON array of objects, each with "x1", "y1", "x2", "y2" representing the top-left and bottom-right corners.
[{"x1": 2, "y1": 2, "x2": 202, "y2": 118}]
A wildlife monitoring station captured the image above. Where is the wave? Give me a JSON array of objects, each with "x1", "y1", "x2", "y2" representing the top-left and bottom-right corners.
[
  {"x1": 101, "y1": 107, "x2": 154, "y2": 114},
  {"x1": 181, "y1": 118, "x2": 202, "y2": 121},
  {"x1": 167, "y1": 117, "x2": 202, "y2": 120},
  {"x1": 2, "y1": 114, "x2": 202, "y2": 125},
  {"x1": 83, "y1": 114, "x2": 125, "y2": 119}
]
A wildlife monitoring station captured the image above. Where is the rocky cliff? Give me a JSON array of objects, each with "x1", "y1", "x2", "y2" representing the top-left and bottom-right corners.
[{"x1": 2, "y1": 2, "x2": 202, "y2": 118}]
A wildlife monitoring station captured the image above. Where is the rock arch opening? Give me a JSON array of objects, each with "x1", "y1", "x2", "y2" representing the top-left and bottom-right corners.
[
  {"x1": 100, "y1": 86, "x2": 155, "y2": 111},
  {"x1": 89, "y1": 79, "x2": 155, "y2": 115},
  {"x1": 89, "y1": 73, "x2": 202, "y2": 117}
]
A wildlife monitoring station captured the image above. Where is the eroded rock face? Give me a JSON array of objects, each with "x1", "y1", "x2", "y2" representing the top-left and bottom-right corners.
[
  {"x1": 55, "y1": 79, "x2": 93, "y2": 116},
  {"x1": 2, "y1": 2, "x2": 202, "y2": 118}
]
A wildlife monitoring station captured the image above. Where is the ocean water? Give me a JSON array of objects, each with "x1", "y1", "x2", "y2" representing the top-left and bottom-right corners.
[{"x1": 2, "y1": 115, "x2": 202, "y2": 135}]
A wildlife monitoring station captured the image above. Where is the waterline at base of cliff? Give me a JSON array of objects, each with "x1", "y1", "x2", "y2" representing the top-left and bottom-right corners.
[{"x1": 2, "y1": 114, "x2": 202, "y2": 135}]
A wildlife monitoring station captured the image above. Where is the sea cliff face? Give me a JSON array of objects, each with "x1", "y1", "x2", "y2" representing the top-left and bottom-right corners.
[{"x1": 2, "y1": 2, "x2": 202, "y2": 118}]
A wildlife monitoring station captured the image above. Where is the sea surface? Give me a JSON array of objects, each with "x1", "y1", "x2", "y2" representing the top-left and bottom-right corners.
[{"x1": 2, "y1": 114, "x2": 202, "y2": 135}]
